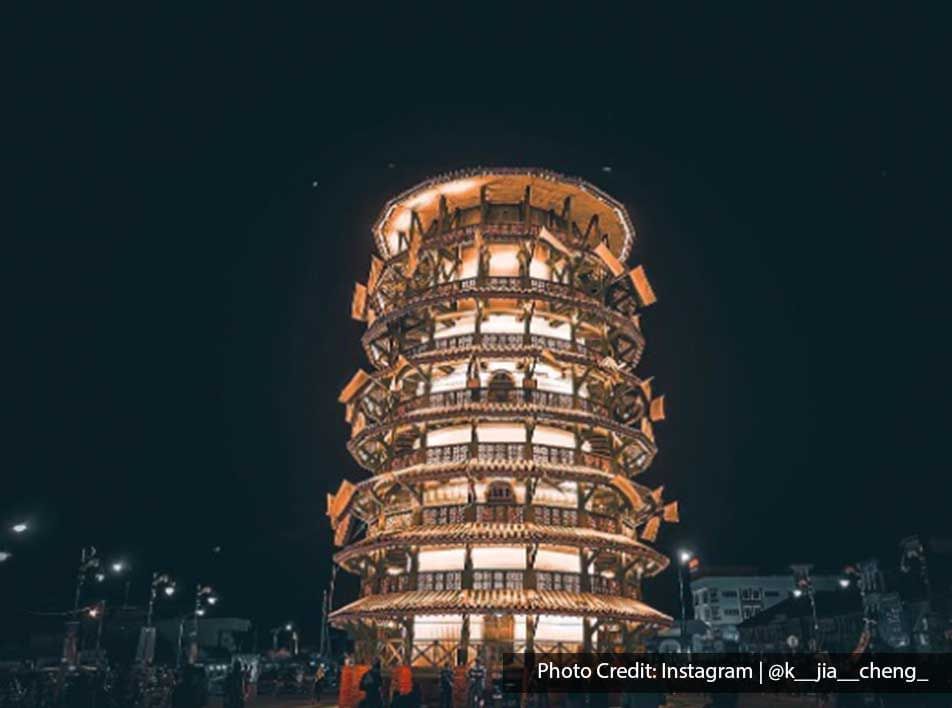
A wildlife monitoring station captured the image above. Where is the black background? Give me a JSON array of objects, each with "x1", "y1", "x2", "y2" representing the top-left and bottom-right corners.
[{"x1": 3, "y1": 7, "x2": 949, "y2": 642}]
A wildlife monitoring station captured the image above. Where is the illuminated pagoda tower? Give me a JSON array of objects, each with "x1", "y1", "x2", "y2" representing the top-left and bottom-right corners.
[{"x1": 327, "y1": 168, "x2": 678, "y2": 668}]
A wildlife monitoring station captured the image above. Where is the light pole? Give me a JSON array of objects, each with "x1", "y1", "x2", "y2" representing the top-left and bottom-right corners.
[
  {"x1": 146, "y1": 573, "x2": 175, "y2": 627},
  {"x1": 178, "y1": 584, "x2": 216, "y2": 667},
  {"x1": 0, "y1": 522, "x2": 29, "y2": 564},
  {"x1": 791, "y1": 564, "x2": 819, "y2": 651},
  {"x1": 74, "y1": 547, "x2": 101, "y2": 611},
  {"x1": 272, "y1": 623, "x2": 296, "y2": 653},
  {"x1": 89, "y1": 601, "x2": 106, "y2": 658},
  {"x1": 677, "y1": 550, "x2": 693, "y2": 653},
  {"x1": 109, "y1": 560, "x2": 132, "y2": 607}
]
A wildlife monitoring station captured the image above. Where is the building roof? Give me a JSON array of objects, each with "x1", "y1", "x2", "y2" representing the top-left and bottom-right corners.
[
  {"x1": 373, "y1": 168, "x2": 636, "y2": 261},
  {"x1": 330, "y1": 589, "x2": 671, "y2": 625},
  {"x1": 738, "y1": 591, "x2": 862, "y2": 628},
  {"x1": 333, "y1": 522, "x2": 669, "y2": 574}
]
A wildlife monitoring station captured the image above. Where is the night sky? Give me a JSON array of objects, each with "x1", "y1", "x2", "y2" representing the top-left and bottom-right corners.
[{"x1": 4, "y1": 8, "x2": 949, "y2": 642}]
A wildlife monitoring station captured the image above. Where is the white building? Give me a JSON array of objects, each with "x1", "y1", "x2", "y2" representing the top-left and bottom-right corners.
[{"x1": 690, "y1": 568, "x2": 841, "y2": 630}]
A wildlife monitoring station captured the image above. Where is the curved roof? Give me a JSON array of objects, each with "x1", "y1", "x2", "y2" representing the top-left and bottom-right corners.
[
  {"x1": 373, "y1": 168, "x2": 636, "y2": 261},
  {"x1": 333, "y1": 522, "x2": 669, "y2": 575},
  {"x1": 330, "y1": 589, "x2": 671, "y2": 625}
]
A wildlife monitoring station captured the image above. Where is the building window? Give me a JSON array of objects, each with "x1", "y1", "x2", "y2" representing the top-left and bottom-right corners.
[
  {"x1": 535, "y1": 506, "x2": 577, "y2": 527},
  {"x1": 474, "y1": 570, "x2": 524, "y2": 590},
  {"x1": 488, "y1": 371, "x2": 516, "y2": 403},
  {"x1": 536, "y1": 571, "x2": 580, "y2": 592},
  {"x1": 725, "y1": 608, "x2": 740, "y2": 616},
  {"x1": 418, "y1": 571, "x2": 462, "y2": 591},
  {"x1": 487, "y1": 481, "x2": 515, "y2": 504},
  {"x1": 423, "y1": 505, "x2": 464, "y2": 525},
  {"x1": 764, "y1": 590, "x2": 780, "y2": 598},
  {"x1": 722, "y1": 590, "x2": 738, "y2": 598}
]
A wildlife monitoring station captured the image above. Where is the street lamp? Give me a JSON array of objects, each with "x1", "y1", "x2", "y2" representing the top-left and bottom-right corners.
[
  {"x1": 177, "y1": 584, "x2": 217, "y2": 668},
  {"x1": 1, "y1": 522, "x2": 29, "y2": 564},
  {"x1": 676, "y1": 550, "x2": 693, "y2": 654},
  {"x1": 790, "y1": 564, "x2": 819, "y2": 650},
  {"x1": 74, "y1": 547, "x2": 101, "y2": 611},
  {"x1": 839, "y1": 578, "x2": 851, "y2": 589},
  {"x1": 272, "y1": 623, "x2": 297, "y2": 652},
  {"x1": 146, "y1": 573, "x2": 175, "y2": 627}
]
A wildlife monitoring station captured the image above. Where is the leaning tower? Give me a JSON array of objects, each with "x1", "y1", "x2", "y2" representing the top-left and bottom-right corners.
[{"x1": 327, "y1": 168, "x2": 678, "y2": 669}]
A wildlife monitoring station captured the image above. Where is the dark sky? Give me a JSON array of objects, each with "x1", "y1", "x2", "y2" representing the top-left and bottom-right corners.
[{"x1": 4, "y1": 8, "x2": 949, "y2": 641}]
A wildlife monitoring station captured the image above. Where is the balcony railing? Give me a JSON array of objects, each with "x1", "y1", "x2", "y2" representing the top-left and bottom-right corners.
[
  {"x1": 391, "y1": 387, "x2": 614, "y2": 420},
  {"x1": 366, "y1": 569, "x2": 631, "y2": 599},
  {"x1": 403, "y1": 332, "x2": 605, "y2": 360},
  {"x1": 379, "y1": 274, "x2": 597, "y2": 313},
  {"x1": 389, "y1": 443, "x2": 616, "y2": 473},
  {"x1": 382, "y1": 504, "x2": 623, "y2": 536}
]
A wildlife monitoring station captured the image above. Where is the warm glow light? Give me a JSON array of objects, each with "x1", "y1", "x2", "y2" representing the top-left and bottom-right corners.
[
  {"x1": 839, "y1": 578, "x2": 850, "y2": 589},
  {"x1": 11, "y1": 523, "x2": 28, "y2": 534},
  {"x1": 164, "y1": 585, "x2": 176, "y2": 596},
  {"x1": 111, "y1": 562, "x2": 125, "y2": 573},
  {"x1": 678, "y1": 550, "x2": 693, "y2": 564},
  {"x1": 793, "y1": 589, "x2": 804, "y2": 598},
  {"x1": 438, "y1": 178, "x2": 477, "y2": 196},
  {"x1": 0, "y1": 552, "x2": 11, "y2": 562},
  {"x1": 196, "y1": 608, "x2": 206, "y2": 616}
]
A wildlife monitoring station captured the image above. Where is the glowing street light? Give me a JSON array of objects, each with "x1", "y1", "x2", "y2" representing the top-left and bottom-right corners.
[
  {"x1": 207, "y1": 595, "x2": 218, "y2": 606},
  {"x1": 11, "y1": 523, "x2": 28, "y2": 534},
  {"x1": 111, "y1": 562, "x2": 126, "y2": 574},
  {"x1": 0, "y1": 551, "x2": 12, "y2": 563},
  {"x1": 839, "y1": 578, "x2": 851, "y2": 589},
  {"x1": 146, "y1": 573, "x2": 175, "y2": 627},
  {"x1": 792, "y1": 588, "x2": 804, "y2": 598},
  {"x1": 675, "y1": 549, "x2": 694, "y2": 654}
]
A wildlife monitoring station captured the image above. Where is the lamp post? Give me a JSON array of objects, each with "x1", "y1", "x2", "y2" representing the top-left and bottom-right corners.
[
  {"x1": 791, "y1": 564, "x2": 819, "y2": 651},
  {"x1": 74, "y1": 547, "x2": 101, "y2": 611},
  {"x1": 272, "y1": 623, "x2": 296, "y2": 653},
  {"x1": 89, "y1": 601, "x2": 106, "y2": 658},
  {"x1": 0, "y1": 522, "x2": 30, "y2": 564},
  {"x1": 146, "y1": 573, "x2": 175, "y2": 627},
  {"x1": 177, "y1": 584, "x2": 216, "y2": 667},
  {"x1": 677, "y1": 550, "x2": 693, "y2": 654},
  {"x1": 108, "y1": 560, "x2": 132, "y2": 607}
]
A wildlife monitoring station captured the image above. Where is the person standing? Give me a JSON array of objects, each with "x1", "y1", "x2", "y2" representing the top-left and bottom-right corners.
[
  {"x1": 359, "y1": 659, "x2": 383, "y2": 708},
  {"x1": 440, "y1": 661, "x2": 455, "y2": 708},
  {"x1": 223, "y1": 660, "x2": 246, "y2": 708},
  {"x1": 468, "y1": 656, "x2": 487, "y2": 708},
  {"x1": 313, "y1": 663, "x2": 327, "y2": 704}
]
